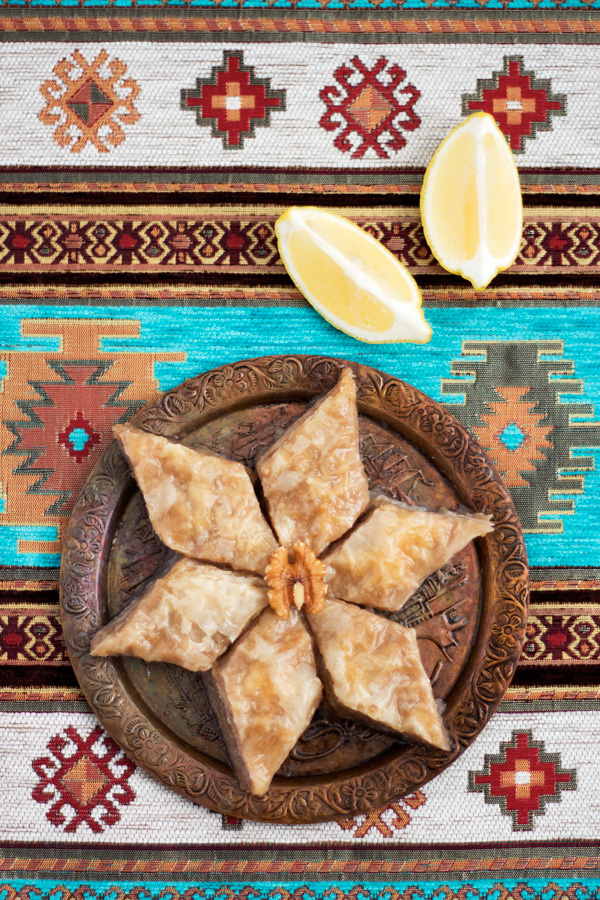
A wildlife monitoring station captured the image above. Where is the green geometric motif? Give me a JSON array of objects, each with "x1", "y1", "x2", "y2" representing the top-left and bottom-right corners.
[{"x1": 442, "y1": 341, "x2": 600, "y2": 534}]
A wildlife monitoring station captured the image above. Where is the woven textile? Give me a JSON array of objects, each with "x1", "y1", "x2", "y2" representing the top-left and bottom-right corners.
[{"x1": 1, "y1": 5, "x2": 600, "y2": 898}]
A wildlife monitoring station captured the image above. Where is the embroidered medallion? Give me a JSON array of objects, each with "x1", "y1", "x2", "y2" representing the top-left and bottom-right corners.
[
  {"x1": 0, "y1": 318, "x2": 182, "y2": 579},
  {"x1": 462, "y1": 56, "x2": 566, "y2": 153},
  {"x1": 469, "y1": 730, "x2": 576, "y2": 830},
  {"x1": 4, "y1": 360, "x2": 140, "y2": 516},
  {"x1": 181, "y1": 51, "x2": 286, "y2": 150},
  {"x1": 39, "y1": 50, "x2": 140, "y2": 154},
  {"x1": 442, "y1": 341, "x2": 600, "y2": 534},
  {"x1": 320, "y1": 56, "x2": 420, "y2": 159},
  {"x1": 32, "y1": 725, "x2": 136, "y2": 833}
]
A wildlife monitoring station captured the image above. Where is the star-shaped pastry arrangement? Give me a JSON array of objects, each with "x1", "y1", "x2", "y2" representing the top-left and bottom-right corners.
[{"x1": 91, "y1": 368, "x2": 494, "y2": 798}]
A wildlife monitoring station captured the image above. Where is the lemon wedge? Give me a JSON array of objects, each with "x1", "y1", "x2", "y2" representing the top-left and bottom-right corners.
[
  {"x1": 420, "y1": 112, "x2": 523, "y2": 290},
  {"x1": 275, "y1": 207, "x2": 432, "y2": 344}
]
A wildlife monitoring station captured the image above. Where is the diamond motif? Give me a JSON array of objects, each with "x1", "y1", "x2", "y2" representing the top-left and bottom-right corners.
[
  {"x1": 462, "y1": 56, "x2": 566, "y2": 153},
  {"x1": 0, "y1": 319, "x2": 182, "y2": 581},
  {"x1": 468, "y1": 730, "x2": 576, "y2": 830},
  {"x1": 66, "y1": 77, "x2": 113, "y2": 127},
  {"x1": 499, "y1": 422, "x2": 526, "y2": 451},
  {"x1": 442, "y1": 341, "x2": 600, "y2": 533},
  {"x1": 4, "y1": 362, "x2": 137, "y2": 515},
  {"x1": 181, "y1": 51, "x2": 286, "y2": 150},
  {"x1": 347, "y1": 83, "x2": 394, "y2": 132},
  {"x1": 57, "y1": 411, "x2": 101, "y2": 464},
  {"x1": 39, "y1": 50, "x2": 140, "y2": 154},
  {"x1": 61, "y1": 756, "x2": 108, "y2": 803},
  {"x1": 32, "y1": 725, "x2": 136, "y2": 833},
  {"x1": 320, "y1": 56, "x2": 420, "y2": 159},
  {"x1": 469, "y1": 386, "x2": 553, "y2": 488}
]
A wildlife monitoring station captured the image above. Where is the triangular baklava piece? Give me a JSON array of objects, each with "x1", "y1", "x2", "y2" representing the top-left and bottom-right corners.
[
  {"x1": 207, "y1": 607, "x2": 322, "y2": 796},
  {"x1": 309, "y1": 598, "x2": 449, "y2": 751},
  {"x1": 324, "y1": 499, "x2": 493, "y2": 612},
  {"x1": 91, "y1": 557, "x2": 268, "y2": 670},
  {"x1": 115, "y1": 424, "x2": 277, "y2": 574},
  {"x1": 256, "y1": 367, "x2": 370, "y2": 557}
]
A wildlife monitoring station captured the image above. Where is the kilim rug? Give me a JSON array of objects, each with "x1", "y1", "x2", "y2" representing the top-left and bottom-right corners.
[{"x1": 1, "y1": 4, "x2": 600, "y2": 900}]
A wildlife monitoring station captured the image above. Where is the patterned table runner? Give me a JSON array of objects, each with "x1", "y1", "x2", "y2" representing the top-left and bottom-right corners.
[{"x1": 1, "y1": 5, "x2": 600, "y2": 899}]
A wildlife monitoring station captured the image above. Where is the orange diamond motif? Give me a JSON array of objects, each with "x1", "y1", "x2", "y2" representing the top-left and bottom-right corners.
[
  {"x1": 61, "y1": 756, "x2": 109, "y2": 803},
  {"x1": 347, "y1": 84, "x2": 394, "y2": 132},
  {"x1": 39, "y1": 50, "x2": 140, "y2": 154},
  {"x1": 470, "y1": 386, "x2": 554, "y2": 488}
]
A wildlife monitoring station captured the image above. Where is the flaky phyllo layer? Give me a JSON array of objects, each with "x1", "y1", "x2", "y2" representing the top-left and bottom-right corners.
[{"x1": 91, "y1": 368, "x2": 493, "y2": 796}]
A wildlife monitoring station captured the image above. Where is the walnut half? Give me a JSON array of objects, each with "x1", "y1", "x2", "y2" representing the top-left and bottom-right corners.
[{"x1": 265, "y1": 542, "x2": 328, "y2": 619}]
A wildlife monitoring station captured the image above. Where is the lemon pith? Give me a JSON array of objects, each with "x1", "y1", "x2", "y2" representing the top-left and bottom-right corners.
[{"x1": 275, "y1": 207, "x2": 432, "y2": 345}]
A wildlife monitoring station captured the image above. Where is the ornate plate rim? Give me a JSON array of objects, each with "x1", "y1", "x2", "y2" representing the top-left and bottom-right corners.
[{"x1": 59, "y1": 354, "x2": 529, "y2": 824}]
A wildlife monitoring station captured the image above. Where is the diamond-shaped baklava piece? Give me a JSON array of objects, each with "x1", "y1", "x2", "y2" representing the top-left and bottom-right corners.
[
  {"x1": 90, "y1": 557, "x2": 268, "y2": 670},
  {"x1": 207, "y1": 607, "x2": 322, "y2": 796},
  {"x1": 309, "y1": 598, "x2": 449, "y2": 751},
  {"x1": 324, "y1": 499, "x2": 493, "y2": 612},
  {"x1": 115, "y1": 424, "x2": 277, "y2": 574},
  {"x1": 256, "y1": 367, "x2": 370, "y2": 557}
]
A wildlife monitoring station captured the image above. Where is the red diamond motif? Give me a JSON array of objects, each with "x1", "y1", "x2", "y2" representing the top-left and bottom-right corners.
[
  {"x1": 181, "y1": 51, "x2": 286, "y2": 149},
  {"x1": 320, "y1": 56, "x2": 420, "y2": 160},
  {"x1": 32, "y1": 725, "x2": 136, "y2": 833},
  {"x1": 462, "y1": 56, "x2": 566, "y2": 153},
  {"x1": 57, "y1": 411, "x2": 101, "y2": 464},
  {"x1": 469, "y1": 730, "x2": 576, "y2": 830}
]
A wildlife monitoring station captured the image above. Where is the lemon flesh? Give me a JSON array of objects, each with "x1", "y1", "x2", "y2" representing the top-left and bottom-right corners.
[
  {"x1": 275, "y1": 207, "x2": 431, "y2": 344},
  {"x1": 420, "y1": 112, "x2": 522, "y2": 290}
]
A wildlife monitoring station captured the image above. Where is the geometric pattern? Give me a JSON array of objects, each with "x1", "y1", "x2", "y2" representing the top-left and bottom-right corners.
[
  {"x1": 0, "y1": 605, "x2": 66, "y2": 664},
  {"x1": 468, "y1": 730, "x2": 577, "y2": 831},
  {"x1": 181, "y1": 51, "x2": 286, "y2": 150},
  {"x1": 337, "y1": 790, "x2": 427, "y2": 838},
  {"x1": 32, "y1": 725, "x2": 136, "y2": 833},
  {"x1": 39, "y1": 50, "x2": 140, "y2": 154},
  {"x1": 461, "y1": 56, "x2": 567, "y2": 153},
  {"x1": 320, "y1": 57, "x2": 421, "y2": 159},
  {"x1": 57, "y1": 411, "x2": 101, "y2": 465},
  {"x1": 522, "y1": 608, "x2": 600, "y2": 665},
  {"x1": 6, "y1": 600, "x2": 600, "y2": 671},
  {"x1": 0, "y1": 319, "x2": 183, "y2": 584},
  {"x1": 442, "y1": 341, "x2": 600, "y2": 534},
  {"x1": 7, "y1": 212, "x2": 600, "y2": 274},
  {"x1": 3, "y1": 361, "x2": 139, "y2": 517}
]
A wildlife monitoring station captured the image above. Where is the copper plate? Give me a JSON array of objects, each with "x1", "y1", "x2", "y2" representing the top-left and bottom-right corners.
[{"x1": 60, "y1": 355, "x2": 529, "y2": 824}]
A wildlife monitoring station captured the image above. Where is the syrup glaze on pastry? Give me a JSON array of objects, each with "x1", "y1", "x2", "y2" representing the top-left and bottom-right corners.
[
  {"x1": 309, "y1": 597, "x2": 450, "y2": 751},
  {"x1": 209, "y1": 607, "x2": 322, "y2": 796},
  {"x1": 87, "y1": 368, "x2": 496, "y2": 797},
  {"x1": 324, "y1": 499, "x2": 493, "y2": 612},
  {"x1": 115, "y1": 424, "x2": 277, "y2": 575},
  {"x1": 91, "y1": 557, "x2": 268, "y2": 670},
  {"x1": 256, "y1": 368, "x2": 369, "y2": 557}
]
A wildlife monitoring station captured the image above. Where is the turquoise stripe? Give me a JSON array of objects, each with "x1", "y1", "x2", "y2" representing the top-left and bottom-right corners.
[
  {"x1": 0, "y1": 524, "x2": 60, "y2": 567},
  {"x1": 2, "y1": 880, "x2": 600, "y2": 895},
  {"x1": 0, "y1": 303, "x2": 598, "y2": 570},
  {"x1": 3, "y1": 0, "x2": 599, "y2": 6}
]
